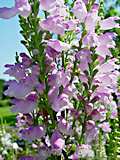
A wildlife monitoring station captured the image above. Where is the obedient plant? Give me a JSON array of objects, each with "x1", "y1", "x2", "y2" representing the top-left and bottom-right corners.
[{"x1": 0, "y1": 0, "x2": 120, "y2": 159}]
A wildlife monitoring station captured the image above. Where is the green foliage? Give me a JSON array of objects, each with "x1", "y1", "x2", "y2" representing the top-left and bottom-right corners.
[
  {"x1": 0, "y1": 105, "x2": 16, "y2": 126},
  {"x1": 105, "y1": 117, "x2": 120, "y2": 160},
  {"x1": 0, "y1": 79, "x2": 4, "y2": 99}
]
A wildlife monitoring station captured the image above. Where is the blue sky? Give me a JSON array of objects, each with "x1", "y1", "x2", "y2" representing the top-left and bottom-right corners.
[{"x1": 0, "y1": 1, "x2": 26, "y2": 80}]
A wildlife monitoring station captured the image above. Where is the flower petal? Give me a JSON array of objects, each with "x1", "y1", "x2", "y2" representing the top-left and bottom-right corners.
[{"x1": 0, "y1": 7, "x2": 18, "y2": 19}]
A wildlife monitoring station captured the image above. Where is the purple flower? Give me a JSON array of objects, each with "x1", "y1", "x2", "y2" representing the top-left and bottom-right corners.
[
  {"x1": 40, "y1": 0, "x2": 66, "y2": 17},
  {"x1": 95, "y1": 32, "x2": 116, "y2": 58},
  {"x1": 76, "y1": 49, "x2": 91, "y2": 72},
  {"x1": 82, "y1": 33, "x2": 98, "y2": 47},
  {"x1": 93, "y1": 58, "x2": 119, "y2": 98},
  {"x1": 83, "y1": 0, "x2": 89, "y2": 4},
  {"x1": 79, "y1": 73, "x2": 88, "y2": 83},
  {"x1": 85, "y1": 4, "x2": 100, "y2": 32},
  {"x1": 48, "y1": 3, "x2": 67, "y2": 17},
  {"x1": 69, "y1": 153, "x2": 79, "y2": 160},
  {"x1": 46, "y1": 46, "x2": 60, "y2": 61},
  {"x1": 20, "y1": 53, "x2": 32, "y2": 68},
  {"x1": 50, "y1": 130, "x2": 65, "y2": 154},
  {"x1": 40, "y1": 0, "x2": 56, "y2": 11},
  {"x1": 36, "y1": 83, "x2": 45, "y2": 94},
  {"x1": 40, "y1": 16, "x2": 65, "y2": 35},
  {"x1": 0, "y1": 0, "x2": 31, "y2": 19},
  {"x1": 11, "y1": 92, "x2": 38, "y2": 113},
  {"x1": 110, "y1": 109, "x2": 118, "y2": 119},
  {"x1": 20, "y1": 125, "x2": 45, "y2": 141},
  {"x1": 85, "y1": 120, "x2": 99, "y2": 143},
  {"x1": 47, "y1": 39, "x2": 70, "y2": 52},
  {"x1": 96, "y1": 58, "x2": 119, "y2": 74},
  {"x1": 110, "y1": 101, "x2": 118, "y2": 119},
  {"x1": 52, "y1": 93, "x2": 72, "y2": 112},
  {"x1": 57, "y1": 70, "x2": 71, "y2": 88},
  {"x1": 100, "y1": 16, "x2": 120, "y2": 30},
  {"x1": 97, "y1": 32, "x2": 116, "y2": 48},
  {"x1": 70, "y1": 108, "x2": 81, "y2": 119},
  {"x1": 86, "y1": 120, "x2": 96, "y2": 130},
  {"x1": 4, "y1": 80, "x2": 33, "y2": 99},
  {"x1": 40, "y1": 13, "x2": 76, "y2": 35},
  {"x1": 92, "y1": 86, "x2": 112, "y2": 103},
  {"x1": 48, "y1": 86, "x2": 59, "y2": 104},
  {"x1": 31, "y1": 64, "x2": 40, "y2": 76},
  {"x1": 96, "y1": 45, "x2": 112, "y2": 58},
  {"x1": 4, "y1": 53, "x2": 40, "y2": 84},
  {"x1": 4, "y1": 54, "x2": 41, "y2": 101},
  {"x1": 91, "y1": 107, "x2": 106, "y2": 122},
  {"x1": 4, "y1": 64, "x2": 26, "y2": 80},
  {"x1": 72, "y1": 0, "x2": 87, "y2": 23},
  {"x1": 48, "y1": 70, "x2": 71, "y2": 88},
  {"x1": 99, "y1": 122, "x2": 111, "y2": 133},
  {"x1": 0, "y1": 7, "x2": 18, "y2": 19},
  {"x1": 85, "y1": 103, "x2": 93, "y2": 115},
  {"x1": 63, "y1": 84, "x2": 78, "y2": 99},
  {"x1": 63, "y1": 20, "x2": 78, "y2": 31},
  {"x1": 58, "y1": 118, "x2": 72, "y2": 135}
]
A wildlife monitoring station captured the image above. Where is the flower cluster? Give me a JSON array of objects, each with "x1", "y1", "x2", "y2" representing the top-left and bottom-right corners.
[
  {"x1": 0, "y1": 0, "x2": 31, "y2": 19},
  {"x1": 1, "y1": 0, "x2": 120, "y2": 159},
  {"x1": 4, "y1": 53, "x2": 40, "y2": 113}
]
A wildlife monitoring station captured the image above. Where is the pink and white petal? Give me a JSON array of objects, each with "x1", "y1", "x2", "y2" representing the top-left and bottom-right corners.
[
  {"x1": 18, "y1": 3, "x2": 31, "y2": 17},
  {"x1": 40, "y1": 0, "x2": 56, "y2": 11},
  {"x1": 100, "y1": 17, "x2": 120, "y2": 30},
  {"x1": 95, "y1": 45, "x2": 112, "y2": 58}
]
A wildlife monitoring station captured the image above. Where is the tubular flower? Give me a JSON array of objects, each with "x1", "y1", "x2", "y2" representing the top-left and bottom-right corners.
[{"x1": 0, "y1": 0, "x2": 31, "y2": 19}]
